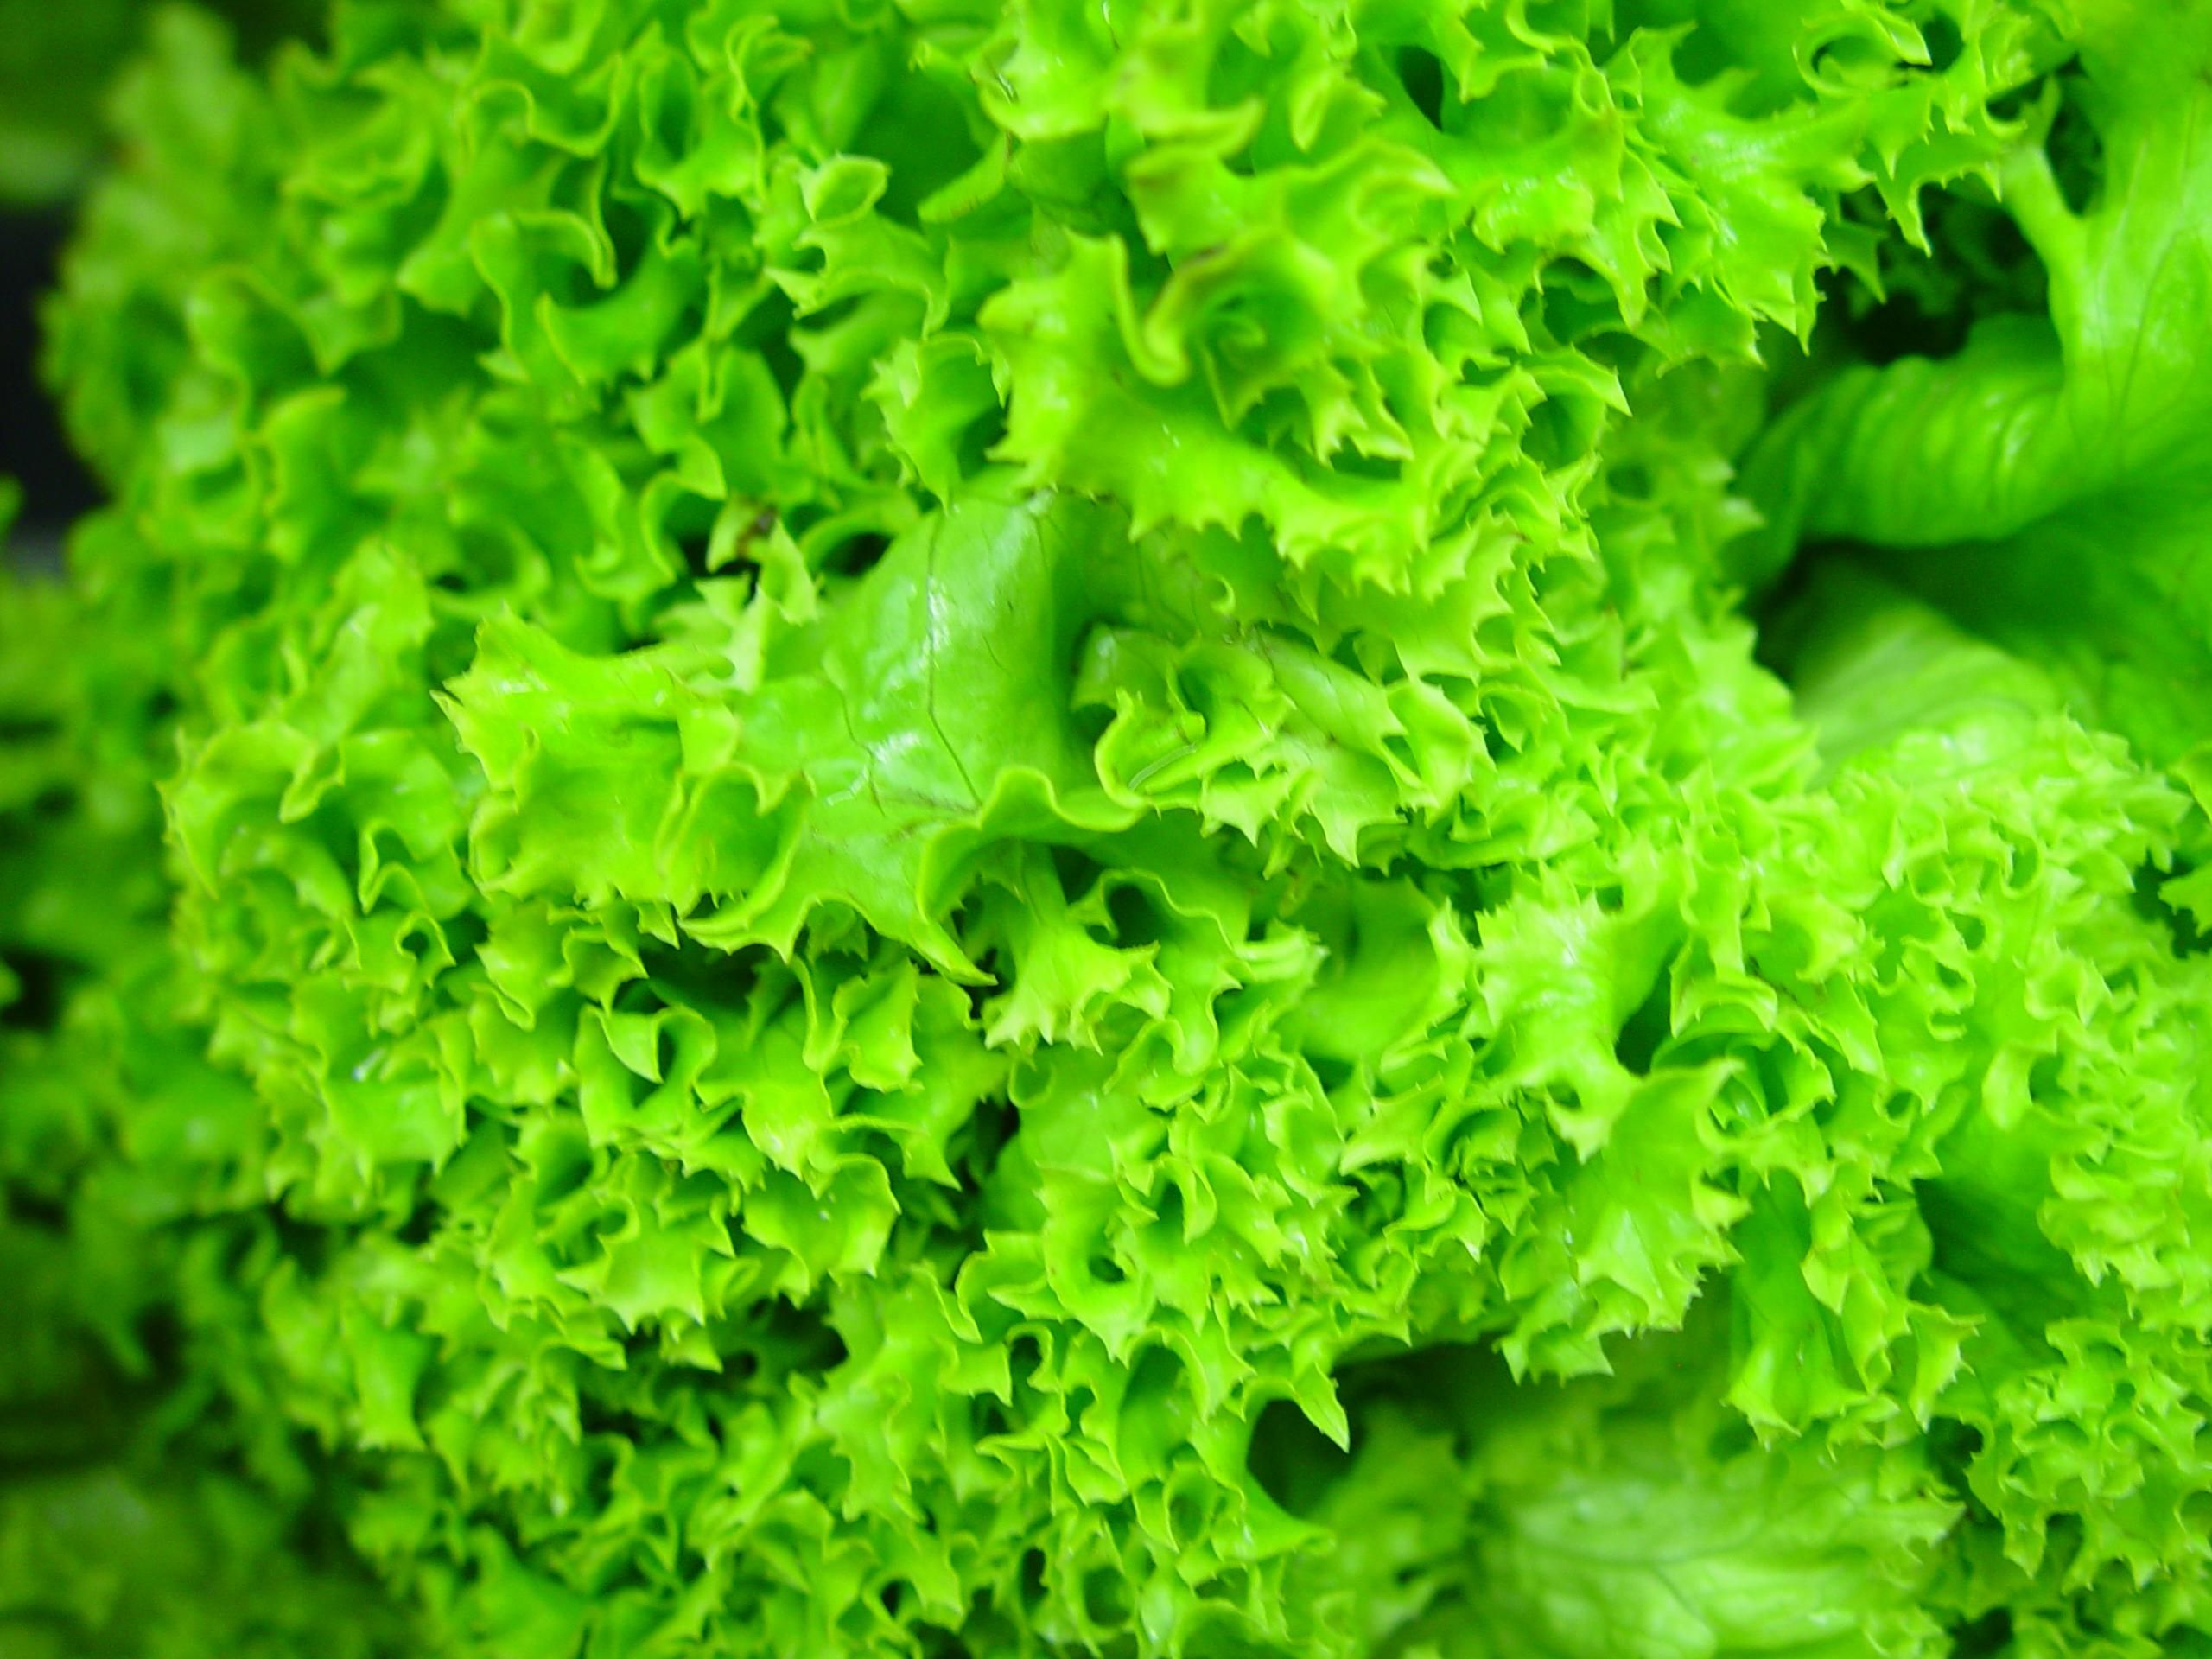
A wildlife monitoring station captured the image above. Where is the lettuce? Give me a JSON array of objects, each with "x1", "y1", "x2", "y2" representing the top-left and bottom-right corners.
[
  {"x1": 0, "y1": 0, "x2": 322, "y2": 206},
  {"x1": 7, "y1": 1, "x2": 2212, "y2": 1656},
  {"x1": 0, "y1": 487, "x2": 419, "y2": 1657},
  {"x1": 1743, "y1": 0, "x2": 2212, "y2": 769}
]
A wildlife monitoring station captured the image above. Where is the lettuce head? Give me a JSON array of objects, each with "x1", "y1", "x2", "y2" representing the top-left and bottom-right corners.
[{"x1": 6, "y1": 0, "x2": 2212, "y2": 1656}]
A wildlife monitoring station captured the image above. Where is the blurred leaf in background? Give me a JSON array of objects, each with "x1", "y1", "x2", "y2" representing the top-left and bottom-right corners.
[{"x1": 0, "y1": 0, "x2": 322, "y2": 208}]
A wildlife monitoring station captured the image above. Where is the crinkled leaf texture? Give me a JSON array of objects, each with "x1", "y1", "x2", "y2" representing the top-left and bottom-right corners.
[{"x1": 8, "y1": 0, "x2": 2212, "y2": 1656}]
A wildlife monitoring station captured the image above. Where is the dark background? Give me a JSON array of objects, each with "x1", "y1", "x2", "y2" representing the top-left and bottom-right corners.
[{"x1": 3, "y1": 211, "x2": 99, "y2": 569}]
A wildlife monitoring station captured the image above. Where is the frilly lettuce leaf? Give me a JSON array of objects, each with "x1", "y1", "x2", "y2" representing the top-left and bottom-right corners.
[
  {"x1": 0, "y1": 515, "x2": 420, "y2": 1656},
  {"x1": 1268, "y1": 1310, "x2": 1960, "y2": 1658},
  {"x1": 1744, "y1": 0, "x2": 2212, "y2": 766},
  {"x1": 10, "y1": 0, "x2": 2212, "y2": 1656}
]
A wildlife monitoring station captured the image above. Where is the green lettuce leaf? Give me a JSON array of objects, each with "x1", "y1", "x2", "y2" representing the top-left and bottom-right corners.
[
  {"x1": 10, "y1": 0, "x2": 2212, "y2": 1655},
  {"x1": 1744, "y1": 1, "x2": 2212, "y2": 766}
]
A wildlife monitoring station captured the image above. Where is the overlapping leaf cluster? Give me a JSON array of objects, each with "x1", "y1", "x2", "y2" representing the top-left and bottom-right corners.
[
  {"x1": 9, "y1": 0, "x2": 2212, "y2": 1654},
  {"x1": 0, "y1": 488, "x2": 416, "y2": 1656}
]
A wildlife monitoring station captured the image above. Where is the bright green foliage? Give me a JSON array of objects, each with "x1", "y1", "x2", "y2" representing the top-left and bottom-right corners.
[
  {"x1": 8, "y1": 0, "x2": 2212, "y2": 1655},
  {"x1": 0, "y1": 489, "x2": 418, "y2": 1656},
  {"x1": 1744, "y1": 0, "x2": 2212, "y2": 768},
  {"x1": 0, "y1": 0, "x2": 323, "y2": 204}
]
